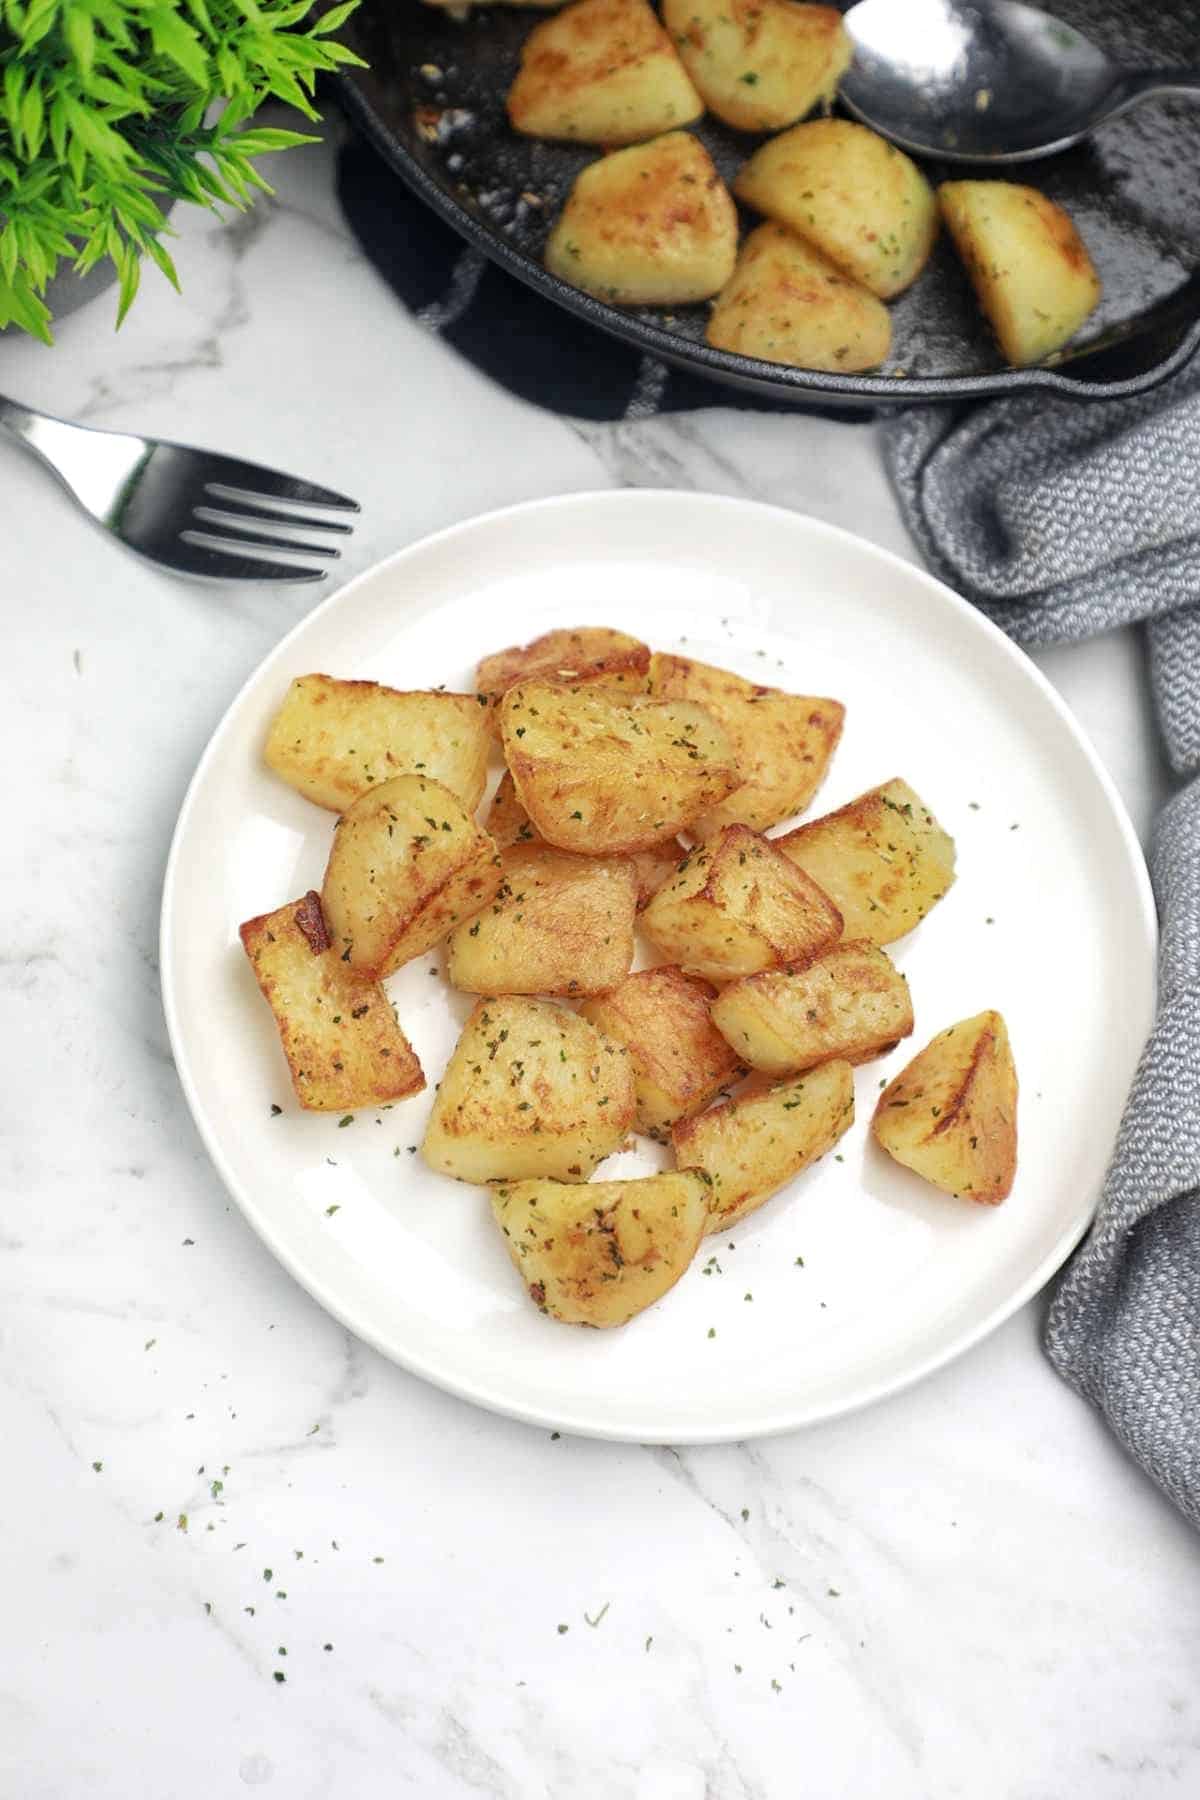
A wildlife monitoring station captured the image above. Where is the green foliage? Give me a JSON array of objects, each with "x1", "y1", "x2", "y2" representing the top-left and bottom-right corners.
[{"x1": 0, "y1": 0, "x2": 365, "y2": 340}]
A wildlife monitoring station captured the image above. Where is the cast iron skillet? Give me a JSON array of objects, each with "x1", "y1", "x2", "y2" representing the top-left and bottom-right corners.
[{"x1": 337, "y1": 0, "x2": 1200, "y2": 407}]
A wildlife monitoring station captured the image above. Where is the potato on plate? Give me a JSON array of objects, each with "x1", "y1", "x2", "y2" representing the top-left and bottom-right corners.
[
  {"x1": 712, "y1": 940, "x2": 912, "y2": 1076},
  {"x1": 508, "y1": 0, "x2": 703, "y2": 146},
  {"x1": 706, "y1": 222, "x2": 891, "y2": 373},
  {"x1": 734, "y1": 118, "x2": 938, "y2": 298},
  {"x1": 486, "y1": 772, "x2": 684, "y2": 906},
  {"x1": 445, "y1": 843, "x2": 638, "y2": 997},
  {"x1": 673, "y1": 1057, "x2": 854, "y2": 1233},
  {"x1": 321, "y1": 774, "x2": 501, "y2": 978},
  {"x1": 580, "y1": 965, "x2": 745, "y2": 1139},
  {"x1": 477, "y1": 627, "x2": 650, "y2": 707},
  {"x1": 647, "y1": 649, "x2": 843, "y2": 832},
  {"x1": 423, "y1": 996, "x2": 635, "y2": 1183},
  {"x1": 500, "y1": 679, "x2": 739, "y2": 854},
  {"x1": 872, "y1": 1011, "x2": 1018, "y2": 1204},
  {"x1": 490, "y1": 1171, "x2": 709, "y2": 1326},
  {"x1": 486, "y1": 770, "x2": 542, "y2": 850},
  {"x1": 545, "y1": 132, "x2": 738, "y2": 306},
  {"x1": 239, "y1": 891, "x2": 425, "y2": 1112},
  {"x1": 640, "y1": 824, "x2": 843, "y2": 983},
  {"x1": 663, "y1": 0, "x2": 850, "y2": 133},
  {"x1": 264, "y1": 675, "x2": 492, "y2": 814},
  {"x1": 775, "y1": 778, "x2": 954, "y2": 945},
  {"x1": 939, "y1": 180, "x2": 1101, "y2": 367}
]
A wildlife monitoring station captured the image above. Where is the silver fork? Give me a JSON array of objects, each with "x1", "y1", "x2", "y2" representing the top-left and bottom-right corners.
[{"x1": 0, "y1": 393, "x2": 358, "y2": 582}]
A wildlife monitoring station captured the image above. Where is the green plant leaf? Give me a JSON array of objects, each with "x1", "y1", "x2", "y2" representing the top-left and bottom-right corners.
[
  {"x1": 147, "y1": 6, "x2": 210, "y2": 86},
  {"x1": 114, "y1": 238, "x2": 140, "y2": 325},
  {"x1": 64, "y1": 8, "x2": 97, "y2": 82},
  {"x1": 231, "y1": 125, "x2": 316, "y2": 154},
  {"x1": 310, "y1": 1, "x2": 359, "y2": 35}
]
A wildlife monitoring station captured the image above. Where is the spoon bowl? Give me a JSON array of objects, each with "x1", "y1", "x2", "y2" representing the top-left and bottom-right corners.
[{"x1": 841, "y1": 0, "x2": 1200, "y2": 164}]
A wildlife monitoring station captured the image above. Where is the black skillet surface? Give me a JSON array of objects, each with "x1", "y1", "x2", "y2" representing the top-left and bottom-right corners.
[{"x1": 337, "y1": 0, "x2": 1200, "y2": 408}]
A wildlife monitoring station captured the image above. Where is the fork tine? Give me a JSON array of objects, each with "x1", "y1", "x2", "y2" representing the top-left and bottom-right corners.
[
  {"x1": 191, "y1": 507, "x2": 343, "y2": 560},
  {"x1": 179, "y1": 530, "x2": 330, "y2": 582},
  {"x1": 203, "y1": 469, "x2": 360, "y2": 514},
  {"x1": 196, "y1": 495, "x2": 355, "y2": 536}
]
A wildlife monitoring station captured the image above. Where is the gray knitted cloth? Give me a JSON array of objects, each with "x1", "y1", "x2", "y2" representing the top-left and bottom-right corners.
[{"x1": 884, "y1": 358, "x2": 1200, "y2": 1527}]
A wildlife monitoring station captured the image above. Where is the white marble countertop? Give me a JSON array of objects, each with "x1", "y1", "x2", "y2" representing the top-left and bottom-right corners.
[{"x1": 4, "y1": 119, "x2": 1198, "y2": 1800}]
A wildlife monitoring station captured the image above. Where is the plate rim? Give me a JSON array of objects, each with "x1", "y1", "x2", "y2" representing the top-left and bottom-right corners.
[{"x1": 160, "y1": 489, "x2": 1158, "y2": 1442}]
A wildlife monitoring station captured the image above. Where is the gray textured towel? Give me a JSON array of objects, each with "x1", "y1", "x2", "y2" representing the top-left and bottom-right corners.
[{"x1": 884, "y1": 358, "x2": 1200, "y2": 1527}]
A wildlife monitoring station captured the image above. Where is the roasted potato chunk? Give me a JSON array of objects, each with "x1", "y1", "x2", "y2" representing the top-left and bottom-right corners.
[
  {"x1": 486, "y1": 770, "x2": 542, "y2": 851},
  {"x1": 580, "y1": 965, "x2": 745, "y2": 1139},
  {"x1": 321, "y1": 774, "x2": 501, "y2": 979},
  {"x1": 477, "y1": 627, "x2": 650, "y2": 707},
  {"x1": 486, "y1": 772, "x2": 684, "y2": 906},
  {"x1": 264, "y1": 675, "x2": 491, "y2": 814},
  {"x1": 939, "y1": 180, "x2": 1101, "y2": 367},
  {"x1": 663, "y1": 0, "x2": 850, "y2": 133},
  {"x1": 775, "y1": 778, "x2": 955, "y2": 945},
  {"x1": 500, "y1": 679, "x2": 738, "y2": 854},
  {"x1": 239, "y1": 892, "x2": 424, "y2": 1112},
  {"x1": 445, "y1": 843, "x2": 637, "y2": 997},
  {"x1": 508, "y1": 0, "x2": 702, "y2": 146},
  {"x1": 706, "y1": 222, "x2": 891, "y2": 373},
  {"x1": 545, "y1": 132, "x2": 738, "y2": 306},
  {"x1": 673, "y1": 1058, "x2": 854, "y2": 1233},
  {"x1": 872, "y1": 1011, "x2": 1018, "y2": 1205},
  {"x1": 423, "y1": 996, "x2": 635, "y2": 1183},
  {"x1": 640, "y1": 824, "x2": 842, "y2": 983},
  {"x1": 712, "y1": 940, "x2": 912, "y2": 1076},
  {"x1": 734, "y1": 118, "x2": 938, "y2": 299},
  {"x1": 648, "y1": 649, "x2": 843, "y2": 833},
  {"x1": 490, "y1": 1172, "x2": 709, "y2": 1326}
]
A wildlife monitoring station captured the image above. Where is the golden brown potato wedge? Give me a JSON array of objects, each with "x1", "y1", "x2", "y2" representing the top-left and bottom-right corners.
[
  {"x1": 647, "y1": 649, "x2": 844, "y2": 833},
  {"x1": 734, "y1": 118, "x2": 938, "y2": 299},
  {"x1": 508, "y1": 0, "x2": 703, "y2": 146},
  {"x1": 422, "y1": 996, "x2": 635, "y2": 1183},
  {"x1": 486, "y1": 772, "x2": 684, "y2": 906},
  {"x1": 664, "y1": 0, "x2": 850, "y2": 133},
  {"x1": 640, "y1": 824, "x2": 843, "y2": 983},
  {"x1": 580, "y1": 965, "x2": 745, "y2": 1139},
  {"x1": 939, "y1": 180, "x2": 1101, "y2": 367},
  {"x1": 673, "y1": 1058, "x2": 854, "y2": 1233},
  {"x1": 706, "y1": 222, "x2": 891, "y2": 373},
  {"x1": 872, "y1": 1011, "x2": 1018, "y2": 1204},
  {"x1": 239, "y1": 891, "x2": 425, "y2": 1112},
  {"x1": 490, "y1": 1171, "x2": 709, "y2": 1325},
  {"x1": 711, "y1": 940, "x2": 912, "y2": 1076},
  {"x1": 263, "y1": 675, "x2": 492, "y2": 814},
  {"x1": 321, "y1": 774, "x2": 502, "y2": 978},
  {"x1": 775, "y1": 778, "x2": 954, "y2": 945},
  {"x1": 445, "y1": 843, "x2": 637, "y2": 997},
  {"x1": 477, "y1": 627, "x2": 650, "y2": 707},
  {"x1": 500, "y1": 679, "x2": 739, "y2": 854},
  {"x1": 545, "y1": 132, "x2": 738, "y2": 306}
]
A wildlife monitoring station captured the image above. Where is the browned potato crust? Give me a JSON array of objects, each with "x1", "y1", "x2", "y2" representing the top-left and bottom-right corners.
[
  {"x1": 939, "y1": 180, "x2": 1101, "y2": 367},
  {"x1": 445, "y1": 843, "x2": 637, "y2": 997},
  {"x1": 321, "y1": 774, "x2": 502, "y2": 978},
  {"x1": 264, "y1": 675, "x2": 491, "y2": 813},
  {"x1": 664, "y1": 0, "x2": 850, "y2": 133},
  {"x1": 486, "y1": 772, "x2": 683, "y2": 906},
  {"x1": 545, "y1": 132, "x2": 738, "y2": 306},
  {"x1": 872, "y1": 1011, "x2": 1018, "y2": 1204},
  {"x1": 774, "y1": 778, "x2": 955, "y2": 945},
  {"x1": 640, "y1": 823, "x2": 843, "y2": 982},
  {"x1": 422, "y1": 996, "x2": 636, "y2": 1183},
  {"x1": 490, "y1": 1172, "x2": 710, "y2": 1325},
  {"x1": 711, "y1": 940, "x2": 912, "y2": 1075},
  {"x1": 239, "y1": 892, "x2": 424, "y2": 1112},
  {"x1": 673, "y1": 1058, "x2": 854, "y2": 1232},
  {"x1": 508, "y1": 0, "x2": 703, "y2": 146},
  {"x1": 734, "y1": 118, "x2": 938, "y2": 299},
  {"x1": 706, "y1": 222, "x2": 891, "y2": 373},
  {"x1": 476, "y1": 627, "x2": 650, "y2": 707},
  {"x1": 648, "y1": 649, "x2": 843, "y2": 832},
  {"x1": 580, "y1": 965, "x2": 745, "y2": 1138},
  {"x1": 500, "y1": 679, "x2": 739, "y2": 854}
]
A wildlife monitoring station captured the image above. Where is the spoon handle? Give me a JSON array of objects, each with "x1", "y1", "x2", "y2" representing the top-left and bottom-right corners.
[{"x1": 1100, "y1": 68, "x2": 1200, "y2": 126}]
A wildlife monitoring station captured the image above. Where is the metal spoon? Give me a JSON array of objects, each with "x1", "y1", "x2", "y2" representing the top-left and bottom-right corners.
[{"x1": 840, "y1": 0, "x2": 1200, "y2": 164}]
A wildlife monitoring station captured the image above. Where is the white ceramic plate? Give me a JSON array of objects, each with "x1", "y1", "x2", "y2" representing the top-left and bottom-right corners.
[{"x1": 161, "y1": 491, "x2": 1156, "y2": 1443}]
